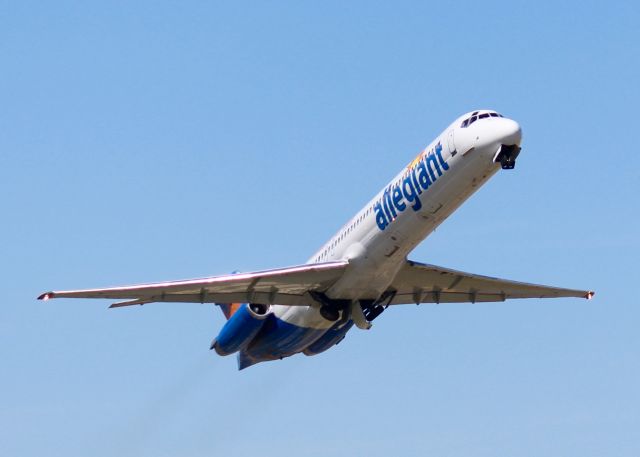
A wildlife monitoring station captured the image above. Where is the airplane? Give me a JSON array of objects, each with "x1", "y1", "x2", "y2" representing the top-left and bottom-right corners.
[{"x1": 38, "y1": 110, "x2": 594, "y2": 370}]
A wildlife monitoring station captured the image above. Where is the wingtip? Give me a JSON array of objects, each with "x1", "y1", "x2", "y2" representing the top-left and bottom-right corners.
[
  {"x1": 586, "y1": 291, "x2": 595, "y2": 300},
  {"x1": 38, "y1": 292, "x2": 54, "y2": 301}
]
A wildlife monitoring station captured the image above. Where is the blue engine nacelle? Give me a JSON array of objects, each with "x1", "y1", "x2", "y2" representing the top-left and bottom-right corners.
[
  {"x1": 211, "y1": 303, "x2": 271, "y2": 356},
  {"x1": 303, "y1": 321, "x2": 354, "y2": 356}
]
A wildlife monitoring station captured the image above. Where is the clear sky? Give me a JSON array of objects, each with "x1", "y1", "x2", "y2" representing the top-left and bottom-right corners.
[{"x1": 2, "y1": 1, "x2": 639, "y2": 456}]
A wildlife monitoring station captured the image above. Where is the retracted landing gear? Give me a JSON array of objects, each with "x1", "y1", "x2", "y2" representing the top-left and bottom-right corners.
[
  {"x1": 359, "y1": 290, "x2": 395, "y2": 323},
  {"x1": 310, "y1": 291, "x2": 351, "y2": 323},
  {"x1": 494, "y1": 144, "x2": 521, "y2": 170},
  {"x1": 319, "y1": 306, "x2": 340, "y2": 322},
  {"x1": 311, "y1": 290, "x2": 397, "y2": 330}
]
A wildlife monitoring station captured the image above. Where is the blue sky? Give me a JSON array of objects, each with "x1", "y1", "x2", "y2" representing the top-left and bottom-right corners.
[{"x1": 2, "y1": 1, "x2": 639, "y2": 456}]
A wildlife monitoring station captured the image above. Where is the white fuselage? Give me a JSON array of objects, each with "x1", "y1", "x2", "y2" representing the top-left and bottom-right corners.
[{"x1": 272, "y1": 110, "x2": 522, "y2": 330}]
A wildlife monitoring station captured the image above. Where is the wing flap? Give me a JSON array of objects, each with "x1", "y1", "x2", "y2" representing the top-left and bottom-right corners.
[
  {"x1": 107, "y1": 291, "x2": 319, "y2": 308},
  {"x1": 389, "y1": 291, "x2": 507, "y2": 305}
]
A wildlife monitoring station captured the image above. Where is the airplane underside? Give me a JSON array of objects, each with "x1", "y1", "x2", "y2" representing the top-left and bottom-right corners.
[
  {"x1": 217, "y1": 295, "x2": 391, "y2": 369},
  {"x1": 236, "y1": 312, "x2": 355, "y2": 369}
]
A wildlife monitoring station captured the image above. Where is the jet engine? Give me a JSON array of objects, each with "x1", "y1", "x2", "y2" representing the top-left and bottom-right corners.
[
  {"x1": 303, "y1": 321, "x2": 354, "y2": 356},
  {"x1": 211, "y1": 303, "x2": 271, "y2": 356}
]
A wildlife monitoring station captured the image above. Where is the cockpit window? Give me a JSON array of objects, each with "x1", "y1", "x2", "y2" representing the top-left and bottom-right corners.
[{"x1": 460, "y1": 111, "x2": 504, "y2": 127}]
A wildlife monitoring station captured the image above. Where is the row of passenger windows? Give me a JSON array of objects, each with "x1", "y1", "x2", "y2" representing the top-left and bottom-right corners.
[
  {"x1": 315, "y1": 205, "x2": 374, "y2": 262},
  {"x1": 460, "y1": 111, "x2": 503, "y2": 128},
  {"x1": 315, "y1": 146, "x2": 428, "y2": 263}
]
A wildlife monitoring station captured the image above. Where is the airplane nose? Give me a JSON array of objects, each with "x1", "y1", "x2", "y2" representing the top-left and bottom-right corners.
[
  {"x1": 498, "y1": 118, "x2": 522, "y2": 146},
  {"x1": 493, "y1": 119, "x2": 522, "y2": 170}
]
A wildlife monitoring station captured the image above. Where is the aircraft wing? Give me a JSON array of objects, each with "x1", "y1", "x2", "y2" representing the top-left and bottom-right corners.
[
  {"x1": 387, "y1": 260, "x2": 594, "y2": 305},
  {"x1": 38, "y1": 261, "x2": 348, "y2": 308}
]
